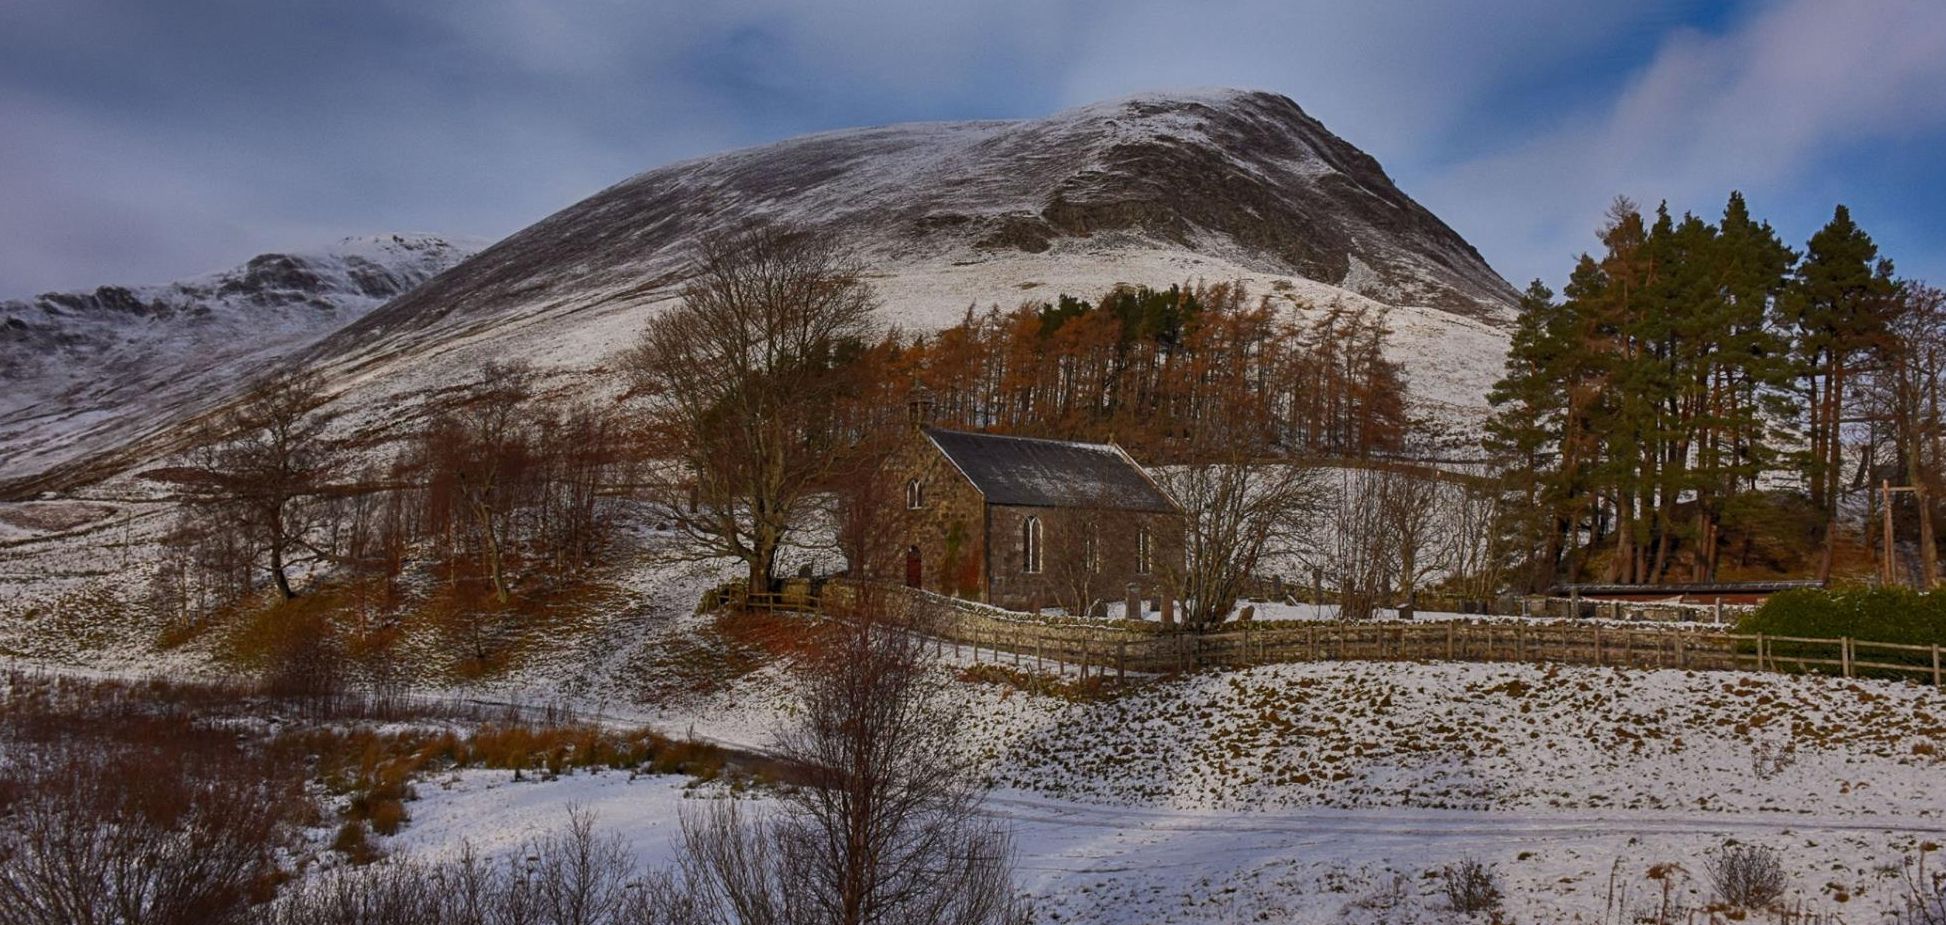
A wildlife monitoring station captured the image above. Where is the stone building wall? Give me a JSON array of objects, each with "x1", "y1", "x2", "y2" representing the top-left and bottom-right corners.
[
  {"x1": 986, "y1": 504, "x2": 1183, "y2": 613},
  {"x1": 892, "y1": 430, "x2": 988, "y2": 600}
]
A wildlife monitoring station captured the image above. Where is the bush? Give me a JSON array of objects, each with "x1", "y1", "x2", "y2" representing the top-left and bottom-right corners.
[
  {"x1": 1741, "y1": 587, "x2": 1946, "y2": 676},
  {"x1": 1441, "y1": 856, "x2": 1502, "y2": 915},
  {"x1": 259, "y1": 810, "x2": 676, "y2": 925},
  {"x1": 1705, "y1": 842, "x2": 1787, "y2": 909}
]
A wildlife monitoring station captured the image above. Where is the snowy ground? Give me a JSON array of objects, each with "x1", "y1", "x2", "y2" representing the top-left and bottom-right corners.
[
  {"x1": 390, "y1": 759, "x2": 1946, "y2": 924},
  {"x1": 376, "y1": 647, "x2": 1946, "y2": 923},
  {"x1": 6, "y1": 501, "x2": 1946, "y2": 922}
]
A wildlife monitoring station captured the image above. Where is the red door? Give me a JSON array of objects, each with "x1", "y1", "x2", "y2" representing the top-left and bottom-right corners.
[{"x1": 904, "y1": 546, "x2": 922, "y2": 588}]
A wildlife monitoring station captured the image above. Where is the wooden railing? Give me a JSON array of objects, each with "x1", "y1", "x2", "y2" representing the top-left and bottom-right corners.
[{"x1": 751, "y1": 579, "x2": 1945, "y2": 686}]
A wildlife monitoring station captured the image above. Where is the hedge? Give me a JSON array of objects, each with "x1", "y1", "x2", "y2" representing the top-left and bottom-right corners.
[{"x1": 1739, "y1": 587, "x2": 1946, "y2": 677}]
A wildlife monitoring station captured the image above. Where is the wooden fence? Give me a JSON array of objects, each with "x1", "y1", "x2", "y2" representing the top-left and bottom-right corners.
[{"x1": 798, "y1": 580, "x2": 1945, "y2": 686}]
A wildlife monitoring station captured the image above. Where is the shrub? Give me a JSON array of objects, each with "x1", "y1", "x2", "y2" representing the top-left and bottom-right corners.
[
  {"x1": 1741, "y1": 588, "x2": 1946, "y2": 676},
  {"x1": 261, "y1": 810, "x2": 676, "y2": 925},
  {"x1": 1441, "y1": 856, "x2": 1502, "y2": 915},
  {"x1": 332, "y1": 820, "x2": 379, "y2": 865},
  {"x1": 1705, "y1": 842, "x2": 1787, "y2": 909},
  {"x1": 0, "y1": 742, "x2": 298, "y2": 924}
]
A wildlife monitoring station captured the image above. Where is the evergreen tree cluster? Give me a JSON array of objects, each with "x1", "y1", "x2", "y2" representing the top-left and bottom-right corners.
[{"x1": 1489, "y1": 194, "x2": 1903, "y2": 589}]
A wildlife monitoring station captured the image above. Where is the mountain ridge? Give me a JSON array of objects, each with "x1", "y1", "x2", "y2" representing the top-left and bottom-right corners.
[
  {"x1": 0, "y1": 233, "x2": 482, "y2": 487},
  {"x1": 310, "y1": 89, "x2": 1513, "y2": 368},
  {"x1": 3, "y1": 89, "x2": 1518, "y2": 497}
]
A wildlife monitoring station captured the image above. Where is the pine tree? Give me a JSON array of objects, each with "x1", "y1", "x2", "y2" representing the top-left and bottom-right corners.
[
  {"x1": 1786, "y1": 205, "x2": 1899, "y2": 580},
  {"x1": 1485, "y1": 280, "x2": 1569, "y2": 590}
]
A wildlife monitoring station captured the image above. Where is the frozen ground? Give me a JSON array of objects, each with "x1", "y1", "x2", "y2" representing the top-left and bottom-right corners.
[
  {"x1": 389, "y1": 762, "x2": 1946, "y2": 924},
  {"x1": 5, "y1": 500, "x2": 1945, "y2": 922}
]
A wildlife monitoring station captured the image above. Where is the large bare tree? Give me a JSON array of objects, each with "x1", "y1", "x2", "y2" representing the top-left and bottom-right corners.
[
  {"x1": 1863, "y1": 282, "x2": 1946, "y2": 587},
  {"x1": 177, "y1": 371, "x2": 343, "y2": 600},
  {"x1": 626, "y1": 227, "x2": 878, "y2": 593},
  {"x1": 1160, "y1": 455, "x2": 1325, "y2": 631},
  {"x1": 1382, "y1": 468, "x2": 1444, "y2": 620}
]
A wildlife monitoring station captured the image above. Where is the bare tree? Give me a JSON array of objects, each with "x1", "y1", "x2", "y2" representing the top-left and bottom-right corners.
[
  {"x1": 1308, "y1": 468, "x2": 1394, "y2": 621},
  {"x1": 0, "y1": 745, "x2": 291, "y2": 925},
  {"x1": 625, "y1": 227, "x2": 879, "y2": 594},
  {"x1": 175, "y1": 371, "x2": 343, "y2": 600},
  {"x1": 443, "y1": 362, "x2": 535, "y2": 603},
  {"x1": 1443, "y1": 479, "x2": 1505, "y2": 607},
  {"x1": 1160, "y1": 458, "x2": 1324, "y2": 630},
  {"x1": 1381, "y1": 469, "x2": 1444, "y2": 620},
  {"x1": 832, "y1": 427, "x2": 909, "y2": 584},
  {"x1": 671, "y1": 599, "x2": 1029, "y2": 925},
  {"x1": 1864, "y1": 282, "x2": 1946, "y2": 587}
]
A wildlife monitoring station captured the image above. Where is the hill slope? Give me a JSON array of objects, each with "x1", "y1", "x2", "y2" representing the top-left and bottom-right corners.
[
  {"x1": 0, "y1": 234, "x2": 480, "y2": 488},
  {"x1": 316, "y1": 89, "x2": 1512, "y2": 368},
  {"x1": 5, "y1": 90, "x2": 1517, "y2": 495}
]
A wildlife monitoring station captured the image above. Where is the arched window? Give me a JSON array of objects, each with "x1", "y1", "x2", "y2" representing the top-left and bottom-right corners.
[
  {"x1": 1136, "y1": 525, "x2": 1153, "y2": 575},
  {"x1": 1021, "y1": 516, "x2": 1043, "y2": 574},
  {"x1": 906, "y1": 478, "x2": 924, "y2": 510}
]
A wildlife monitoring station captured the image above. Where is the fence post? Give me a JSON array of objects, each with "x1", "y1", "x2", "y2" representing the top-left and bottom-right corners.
[
  {"x1": 1594, "y1": 624, "x2": 1603, "y2": 666},
  {"x1": 1934, "y1": 644, "x2": 1942, "y2": 687},
  {"x1": 1118, "y1": 638, "x2": 1126, "y2": 681},
  {"x1": 1842, "y1": 637, "x2": 1852, "y2": 678}
]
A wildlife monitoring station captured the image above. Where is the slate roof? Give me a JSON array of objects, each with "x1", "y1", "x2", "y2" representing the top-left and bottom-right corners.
[{"x1": 922, "y1": 427, "x2": 1179, "y2": 513}]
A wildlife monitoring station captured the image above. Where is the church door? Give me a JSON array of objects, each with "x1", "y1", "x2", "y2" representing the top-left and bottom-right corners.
[{"x1": 905, "y1": 545, "x2": 922, "y2": 589}]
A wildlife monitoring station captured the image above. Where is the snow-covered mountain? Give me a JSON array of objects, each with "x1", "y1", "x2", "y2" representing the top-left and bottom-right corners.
[
  {"x1": 300, "y1": 90, "x2": 1514, "y2": 443},
  {"x1": 4, "y1": 89, "x2": 1518, "y2": 496},
  {"x1": 0, "y1": 234, "x2": 481, "y2": 488},
  {"x1": 317, "y1": 89, "x2": 1512, "y2": 364}
]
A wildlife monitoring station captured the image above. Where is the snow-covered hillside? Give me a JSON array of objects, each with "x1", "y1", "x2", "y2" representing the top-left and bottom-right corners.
[
  {"x1": 266, "y1": 90, "x2": 1517, "y2": 473},
  {"x1": 0, "y1": 234, "x2": 481, "y2": 490},
  {"x1": 2, "y1": 90, "x2": 1517, "y2": 495}
]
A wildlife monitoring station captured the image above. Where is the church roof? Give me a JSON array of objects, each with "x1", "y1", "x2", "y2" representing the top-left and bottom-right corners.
[{"x1": 922, "y1": 427, "x2": 1178, "y2": 513}]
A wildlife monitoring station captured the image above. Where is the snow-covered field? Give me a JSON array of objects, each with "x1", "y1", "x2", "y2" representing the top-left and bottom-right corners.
[
  {"x1": 380, "y1": 649, "x2": 1946, "y2": 924},
  {"x1": 6, "y1": 503, "x2": 1945, "y2": 923},
  {"x1": 391, "y1": 769, "x2": 1946, "y2": 924}
]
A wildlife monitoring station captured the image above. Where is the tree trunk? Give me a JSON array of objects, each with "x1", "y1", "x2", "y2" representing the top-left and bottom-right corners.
[{"x1": 269, "y1": 543, "x2": 297, "y2": 600}]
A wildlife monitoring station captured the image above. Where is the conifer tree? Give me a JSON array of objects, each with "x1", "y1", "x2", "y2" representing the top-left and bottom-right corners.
[{"x1": 1786, "y1": 205, "x2": 1899, "y2": 580}]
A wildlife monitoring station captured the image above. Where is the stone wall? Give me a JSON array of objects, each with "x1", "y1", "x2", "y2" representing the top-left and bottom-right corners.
[
  {"x1": 892, "y1": 428, "x2": 989, "y2": 600},
  {"x1": 986, "y1": 504, "x2": 1182, "y2": 612}
]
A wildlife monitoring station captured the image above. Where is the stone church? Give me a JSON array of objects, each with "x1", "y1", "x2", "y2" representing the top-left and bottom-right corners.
[{"x1": 891, "y1": 412, "x2": 1184, "y2": 613}]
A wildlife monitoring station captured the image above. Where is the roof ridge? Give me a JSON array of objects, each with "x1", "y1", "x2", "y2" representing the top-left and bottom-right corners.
[{"x1": 922, "y1": 425, "x2": 1119, "y2": 451}]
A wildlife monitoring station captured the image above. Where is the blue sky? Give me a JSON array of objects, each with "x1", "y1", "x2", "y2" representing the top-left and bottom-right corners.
[{"x1": 3, "y1": 0, "x2": 1942, "y2": 297}]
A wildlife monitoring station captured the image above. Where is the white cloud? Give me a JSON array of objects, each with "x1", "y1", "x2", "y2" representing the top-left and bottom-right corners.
[
  {"x1": 1055, "y1": 0, "x2": 1698, "y2": 163},
  {"x1": 1421, "y1": 0, "x2": 1946, "y2": 287}
]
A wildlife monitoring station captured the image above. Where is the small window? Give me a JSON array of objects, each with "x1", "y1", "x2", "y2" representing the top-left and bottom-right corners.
[
  {"x1": 1136, "y1": 526, "x2": 1152, "y2": 575},
  {"x1": 906, "y1": 478, "x2": 924, "y2": 510},
  {"x1": 1082, "y1": 529, "x2": 1100, "y2": 573},
  {"x1": 1022, "y1": 516, "x2": 1043, "y2": 575}
]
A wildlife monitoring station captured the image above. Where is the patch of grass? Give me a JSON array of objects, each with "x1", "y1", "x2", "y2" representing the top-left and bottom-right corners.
[{"x1": 959, "y1": 663, "x2": 1122, "y2": 701}]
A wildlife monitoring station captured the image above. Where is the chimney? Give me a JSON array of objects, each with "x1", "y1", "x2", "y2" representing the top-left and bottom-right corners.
[{"x1": 907, "y1": 384, "x2": 935, "y2": 429}]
